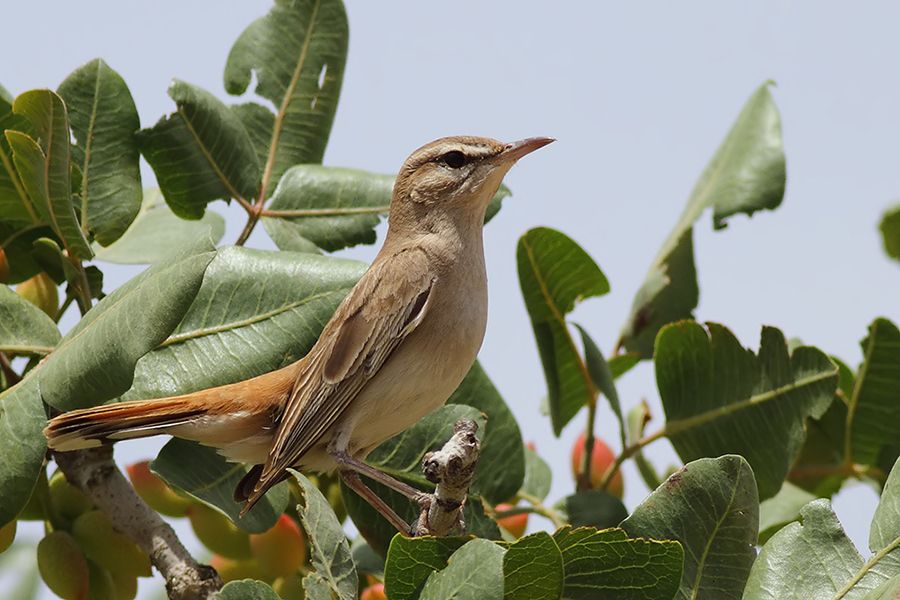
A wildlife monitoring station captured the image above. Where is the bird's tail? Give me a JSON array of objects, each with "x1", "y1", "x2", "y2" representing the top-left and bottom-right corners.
[{"x1": 43, "y1": 363, "x2": 301, "y2": 454}]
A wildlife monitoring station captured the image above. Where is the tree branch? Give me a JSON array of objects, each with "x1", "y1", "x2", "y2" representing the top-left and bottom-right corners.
[
  {"x1": 414, "y1": 419, "x2": 481, "y2": 536},
  {"x1": 54, "y1": 447, "x2": 222, "y2": 600}
]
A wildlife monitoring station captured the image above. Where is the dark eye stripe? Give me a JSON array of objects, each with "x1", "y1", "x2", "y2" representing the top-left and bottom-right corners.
[{"x1": 439, "y1": 151, "x2": 467, "y2": 169}]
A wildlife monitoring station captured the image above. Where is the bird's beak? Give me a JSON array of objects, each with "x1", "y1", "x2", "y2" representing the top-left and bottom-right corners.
[{"x1": 498, "y1": 137, "x2": 555, "y2": 163}]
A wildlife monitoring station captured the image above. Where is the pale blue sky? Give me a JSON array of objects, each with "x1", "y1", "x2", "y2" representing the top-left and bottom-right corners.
[{"x1": 5, "y1": 1, "x2": 899, "y2": 597}]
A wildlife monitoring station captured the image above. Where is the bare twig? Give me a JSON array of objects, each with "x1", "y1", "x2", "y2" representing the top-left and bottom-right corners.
[
  {"x1": 54, "y1": 447, "x2": 222, "y2": 600},
  {"x1": 414, "y1": 419, "x2": 481, "y2": 536}
]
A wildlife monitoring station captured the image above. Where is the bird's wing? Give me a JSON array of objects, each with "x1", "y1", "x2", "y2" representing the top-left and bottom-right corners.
[{"x1": 245, "y1": 247, "x2": 435, "y2": 507}]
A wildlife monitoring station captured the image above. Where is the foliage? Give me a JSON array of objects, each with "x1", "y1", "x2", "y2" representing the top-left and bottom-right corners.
[{"x1": 0, "y1": 2, "x2": 897, "y2": 599}]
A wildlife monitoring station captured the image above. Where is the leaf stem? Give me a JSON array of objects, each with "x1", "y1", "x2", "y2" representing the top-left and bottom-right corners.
[
  {"x1": 0, "y1": 352, "x2": 21, "y2": 385},
  {"x1": 54, "y1": 294, "x2": 74, "y2": 323},
  {"x1": 508, "y1": 492, "x2": 568, "y2": 530},
  {"x1": 832, "y1": 535, "x2": 900, "y2": 600}
]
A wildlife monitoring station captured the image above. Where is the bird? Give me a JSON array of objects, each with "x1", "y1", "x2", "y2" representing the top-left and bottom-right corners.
[{"x1": 44, "y1": 135, "x2": 554, "y2": 533}]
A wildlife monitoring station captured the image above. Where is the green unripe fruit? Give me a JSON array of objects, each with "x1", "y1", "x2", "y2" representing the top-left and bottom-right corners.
[
  {"x1": 126, "y1": 461, "x2": 191, "y2": 517},
  {"x1": 209, "y1": 554, "x2": 266, "y2": 583},
  {"x1": 249, "y1": 514, "x2": 306, "y2": 579},
  {"x1": 111, "y1": 570, "x2": 138, "y2": 600},
  {"x1": 49, "y1": 470, "x2": 93, "y2": 522},
  {"x1": 16, "y1": 272, "x2": 59, "y2": 317},
  {"x1": 37, "y1": 531, "x2": 89, "y2": 600},
  {"x1": 0, "y1": 520, "x2": 16, "y2": 553},
  {"x1": 86, "y1": 560, "x2": 116, "y2": 600},
  {"x1": 71, "y1": 510, "x2": 151, "y2": 577},
  {"x1": 272, "y1": 572, "x2": 305, "y2": 600},
  {"x1": 188, "y1": 503, "x2": 251, "y2": 560}
]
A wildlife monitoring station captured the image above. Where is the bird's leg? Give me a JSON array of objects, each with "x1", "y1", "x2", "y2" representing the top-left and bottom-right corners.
[
  {"x1": 329, "y1": 449, "x2": 429, "y2": 506},
  {"x1": 338, "y1": 470, "x2": 414, "y2": 535}
]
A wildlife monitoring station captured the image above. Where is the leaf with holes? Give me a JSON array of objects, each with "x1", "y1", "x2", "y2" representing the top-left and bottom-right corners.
[
  {"x1": 224, "y1": 0, "x2": 349, "y2": 194},
  {"x1": 655, "y1": 322, "x2": 837, "y2": 499},
  {"x1": 622, "y1": 455, "x2": 759, "y2": 599},
  {"x1": 517, "y1": 227, "x2": 610, "y2": 435},
  {"x1": 92, "y1": 189, "x2": 225, "y2": 264},
  {"x1": 0, "y1": 284, "x2": 60, "y2": 355},
  {"x1": 117, "y1": 247, "x2": 364, "y2": 401},
  {"x1": 152, "y1": 439, "x2": 288, "y2": 532},
  {"x1": 619, "y1": 82, "x2": 785, "y2": 358},
  {"x1": 58, "y1": 59, "x2": 142, "y2": 246},
  {"x1": 846, "y1": 318, "x2": 900, "y2": 468},
  {"x1": 137, "y1": 80, "x2": 260, "y2": 219},
  {"x1": 295, "y1": 472, "x2": 358, "y2": 600}
]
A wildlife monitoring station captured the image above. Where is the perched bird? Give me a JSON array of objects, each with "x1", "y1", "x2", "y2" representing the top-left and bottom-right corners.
[{"x1": 44, "y1": 135, "x2": 553, "y2": 532}]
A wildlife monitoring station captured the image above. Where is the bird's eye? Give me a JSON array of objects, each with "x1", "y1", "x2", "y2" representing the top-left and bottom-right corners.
[{"x1": 439, "y1": 151, "x2": 467, "y2": 169}]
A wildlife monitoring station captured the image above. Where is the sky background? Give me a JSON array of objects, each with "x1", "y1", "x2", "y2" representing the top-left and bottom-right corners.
[{"x1": 4, "y1": 1, "x2": 900, "y2": 597}]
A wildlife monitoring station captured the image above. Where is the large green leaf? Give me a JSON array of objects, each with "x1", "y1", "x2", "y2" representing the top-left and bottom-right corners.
[
  {"x1": 295, "y1": 472, "x2": 358, "y2": 600},
  {"x1": 654, "y1": 322, "x2": 837, "y2": 499},
  {"x1": 552, "y1": 526, "x2": 684, "y2": 600},
  {"x1": 263, "y1": 166, "x2": 511, "y2": 252},
  {"x1": 117, "y1": 247, "x2": 364, "y2": 400},
  {"x1": 384, "y1": 535, "x2": 468, "y2": 600},
  {"x1": 0, "y1": 284, "x2": 60, "y2": 355},
  {"x1": 880, "y1": 204, "x2": 900, "y2": 261},
  {"x1": 743, "y1": 488, "x2": 900, "y2": 599},
  {"x1": 58, "y1": 59, "x2": 142, "y2": 246},
  {"x1": 0, "y1": 374, "x2": 47, "y2": 525},
  {"x1": 516, "y1": 227, "x2": 610, "y2": 435},
  {"x1": 39, "y1": 241, "x2": 216, "y2": 410},
  {"x1": 846, "y1": 318, "x2": 900, "y2": 467},
  {"x1": 218, "y1": 580, "x2": 280, "y2": 599},
  {"x1": 419, "y1": 538, "x2": 505, "y2": 600},
  {"x1": 224, "y1": 0, "x2": 348, "y2": 194},
  {"x1": 137, "y1": 80, "x2": 260, "y2": 219},
  {"x1": 7, "y1": 90, "x2": 93, "y2": 259},
  {"x1": 151, "y1": 439, "x2": 289, "y2": 533},
  {"x1": 503, "y1": 532, "x2": 564, "y2": 600},
  {"x1": 446, "y1": 362, "x2": 524, "y2": 504},
  {"x1": 0, "y1": 92, "x2": 37, "y2": 228},
  {"x1": 92, "y1": 189, "x2": 225, "y2": 264},
  {"x1": 621, "y1": 455, "x2": 759, "y2": 600},
  {"x1": 619, "y1": 82, "x2": 785, "y2": 357}
]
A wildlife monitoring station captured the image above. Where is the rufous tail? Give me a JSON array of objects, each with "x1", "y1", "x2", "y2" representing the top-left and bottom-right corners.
[{"x1": 43, "y1": 363, "x2": 300, "y2": 453}]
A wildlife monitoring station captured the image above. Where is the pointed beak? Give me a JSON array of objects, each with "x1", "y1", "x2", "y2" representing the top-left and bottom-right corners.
[{"x1": 498, "y1": 137, "x2": 555, "y2": 162}]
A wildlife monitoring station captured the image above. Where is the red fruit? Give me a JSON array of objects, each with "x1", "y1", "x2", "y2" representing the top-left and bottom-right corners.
[
  {"x1": 571, "y1": 432, "x2": 623, "y2": 498},
  {"x1": 361, "y1": 582, "x2": 387, "y2": 600},
  {"x1": 249, "y1": 514, "x2": 306, "y2": 579},
  {"x1": 126, "y1": 461, "x2": 191, "y2": 517},
  {"x1": 495, "y1": 503, "x2": 528, "y2": 538}
]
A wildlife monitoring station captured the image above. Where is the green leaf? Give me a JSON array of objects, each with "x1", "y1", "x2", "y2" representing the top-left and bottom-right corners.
[
  {"x1": 0, "y1": 284, "x2": 60, "y2": 355},
  {"x1": 847, "y1": 318, "x2": 900, "y2": 466},
  {"x1": 622, "y1": 455, "x2": 759, "y2": 599},
  {"x1": 384, "y1": 535, "x2": 468, "y2": 600},
  {"x1": 553, "y1": 526, "x2": 684, "y2": 600},
  {"x1": 520, "y1": 446, "x2": 551, "y2": 501},
  {"x1": 554, "y1": 490, "x2": 628, "y2": 530},
  {"x1": 7, "y1": 90, "x2": 93, "y2": 259},
  {"x1": 39, "y1": 241, "x2": 216, "y2": 410},
  {"x1": 863, "y1": 576, "x2": 900, "y2": 600},
  {"x1": 419, "y1": 538, "x2": 505, "y2": 600},
  {"x1": 879, "y1": 204, "x2": 900, "y2": 262},
  {"x1": 117, "y1": 247, "x2": 364, "y2": 401},
  {"x1": 231, "y1": 102, "x2": 274, "y2": 171},
  {"x1": 137, "y1": 80, "x2": 260, "y2": 219},
  {"x1": 92, "y1": 189, "x2": 225, "y2": 264},
  {"x1": 517, "y1": 227, "x2": 610, "y2": 435},
  {"x1": 788, "y1": 396, "x2": 848, "y2": 497},
  {"x1": 217, "y1": 580, "x2": 280, "y2": 599},
  {"x1": 224, "y1": 0, "x2": 349, "y2": 191},
  {"x1": 619, "y1": 82, "x2": 785, "y2": 357},
  {"x1": 654, "y1": 322, "x2": 837, "y2": 499},
  {"x1": 758, "y1": 481, "x2": 817, "y2": 543},
  {"x1": 609, "y1": 352, "x2": 641, "y2": 379},
  {"x1": 295, "y1": 472, "x2": 358, "y2": 600},
  {"x1": 151, "y1": 439, "x2": 288, "y2": 532},
  {"x1": 0, "y1": 93, "x2": 37, "y2": 228},
  {"x1": 870, "y1": 456, "x2": 900, "y2": 563},
  {"x1": 447, "y1": 362, "x2": 525, "y2": 504},
  {"x1": 503, "y1": 532, "x2": 564, "y2": 600},
  {"x1": 263, "y1": 167, "x2": 511, "y2": 252},
  {"x1": 743, "y1": 491, "x2": 900, "y2": 600},
  {"x1": 57, "y1": 59, "x2": 142, "y2": 246},
  {"x1": 576, "y1": 323, "x2": 626, "y2": 448},
  {"x1": 0, "y1": 375, "x2": 47, "y2": 525}
]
